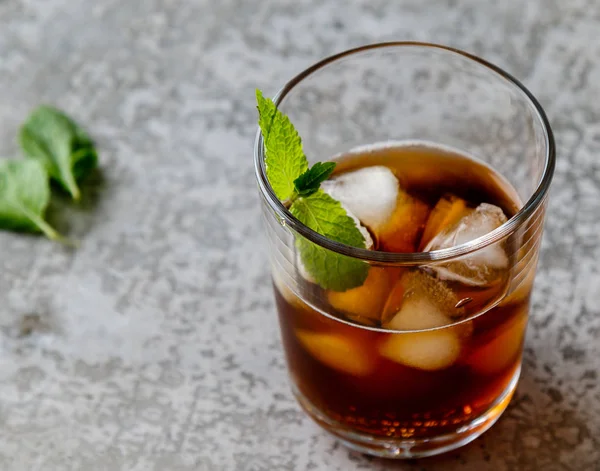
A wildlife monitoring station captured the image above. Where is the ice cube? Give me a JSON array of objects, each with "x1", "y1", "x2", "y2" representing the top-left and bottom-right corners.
[
  {"x1": 424, "y1": 203, "x2": 509, "y2": 286},
  {"x1": 297, "y1": 204, "x2": 373, "y2": 284},
  {"x1": 344, "y1": 205, "x2": 375, "y2": 249},
  {"x1": 379, "y1": 330, "x2": 462, "y2": 371},
  {"x1": 466, "y1": 307, "x2": 527, "y2": 374},
  {"x1": 379, "y1": 271, "x2": 472, "y2": 370},
  {"x1": 382, "y1": 271, "x2": 466, "y2": 327},
  {"x1": 386, "y1": 296, "x2": 453, "y2": 331},
  {"x1": 327, "y1": 267, "x2": 391, "y2": 324},
  {"x1": 321, "y1": 166, "x2": 399, "y2": 232},
  {"x1": 378, "y1": 191, "x2": 431, "y2": 253},
  {"x1": 296, "y1": 329, "x2": 374, "y2": 376},
  {"x1": 420, "y1": 195, "x2": 469, "y2": 250}
]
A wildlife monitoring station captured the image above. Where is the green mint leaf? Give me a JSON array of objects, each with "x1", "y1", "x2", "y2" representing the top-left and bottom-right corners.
[
  {"x1": 19, "y1": 105, "x2": 98, "y2": 201},
  {"x1": 294, "y1": 161, "x2": 336, "y2": 197},
  {"x1": 256, "y1": 90, "x2": 308, "y2": 201},
  {"x1": 290, "y1": 190, "x2": 368, "y2": 291},
  {"x1": 0, "y1": 159, "x2": 71, "y2": 244}
]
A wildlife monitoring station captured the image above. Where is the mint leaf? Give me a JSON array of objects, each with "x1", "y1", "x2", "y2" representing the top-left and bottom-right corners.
[
  {"x1": 0, "y1": 159, "x2": 70, "y2": 244},
  {"x1": 19, "y1": 105, "x2": 98, "y2": 201},
  {"x1": 294, "y1": 162, "x2": 336, "y2": 197},
  {"x1": 290, "y1": 190, "x2": 368, "y2": 291},
  {"x1": 256, "y1": 90, "x2": 308, "y2": 201}
]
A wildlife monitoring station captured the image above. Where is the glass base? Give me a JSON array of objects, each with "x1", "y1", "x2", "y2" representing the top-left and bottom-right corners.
[{"x1": 293, "y1": 366, "x2": 520, "y2": 459}]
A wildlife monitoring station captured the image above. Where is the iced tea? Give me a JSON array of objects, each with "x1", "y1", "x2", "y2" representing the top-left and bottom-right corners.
[{"x1": 272, "y1": 143, "x2": 540, "y2": 453}]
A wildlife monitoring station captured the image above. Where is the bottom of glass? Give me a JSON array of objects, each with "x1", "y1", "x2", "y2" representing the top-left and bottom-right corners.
[{"x1": 292, "y1": 365, "x2": 520, "y2": 459}]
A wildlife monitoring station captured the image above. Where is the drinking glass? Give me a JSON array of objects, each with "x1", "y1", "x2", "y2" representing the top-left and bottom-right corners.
[{"x1": 254, "y1": 42, "x2": 555, "y2": 458}]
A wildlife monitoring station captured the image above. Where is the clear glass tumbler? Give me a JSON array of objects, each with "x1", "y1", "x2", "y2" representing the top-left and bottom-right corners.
[{"x1": 254, "y1": 43, "x2": 555, "y2": 458}]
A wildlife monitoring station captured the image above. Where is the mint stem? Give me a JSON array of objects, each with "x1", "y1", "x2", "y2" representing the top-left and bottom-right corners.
[
  {"x1": 24, "y1": 209, "x2": 78, "y2": 247},
  {"x1": 282, "y1": 191, "x2": 299, "y2": 209},
  {"x1": 62, "y1": 165, "x2": 81, "y2": 201}
]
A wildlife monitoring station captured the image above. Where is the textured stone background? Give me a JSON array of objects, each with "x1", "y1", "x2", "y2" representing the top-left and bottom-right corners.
[{"x1": 0, "y1": 0, "x2": 598, "y2": 470}]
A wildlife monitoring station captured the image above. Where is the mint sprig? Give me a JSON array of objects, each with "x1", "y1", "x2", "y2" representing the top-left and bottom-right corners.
[{"x1": 256, "y1": 89, "x2": 368, "y2": 291}]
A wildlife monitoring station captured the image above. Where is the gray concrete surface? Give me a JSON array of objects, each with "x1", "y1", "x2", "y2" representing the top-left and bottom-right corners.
[{"x1": 0, "y1": 0, "x2": 598, "y2": 470}]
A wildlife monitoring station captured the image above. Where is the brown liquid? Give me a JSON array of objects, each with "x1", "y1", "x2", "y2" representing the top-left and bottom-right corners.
[{"x1": 275, "y1": 143, "x2": 531, "y2": 440}]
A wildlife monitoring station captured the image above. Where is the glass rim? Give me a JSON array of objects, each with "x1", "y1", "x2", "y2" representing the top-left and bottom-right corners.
[{"x1": 254, "y1": 41, "x2": 556, "y2": 265}]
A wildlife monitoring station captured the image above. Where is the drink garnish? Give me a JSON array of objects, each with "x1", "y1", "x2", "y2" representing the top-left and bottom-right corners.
[{"x1": 256, "y1": 89, "x2": 368, "y2": 291}]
